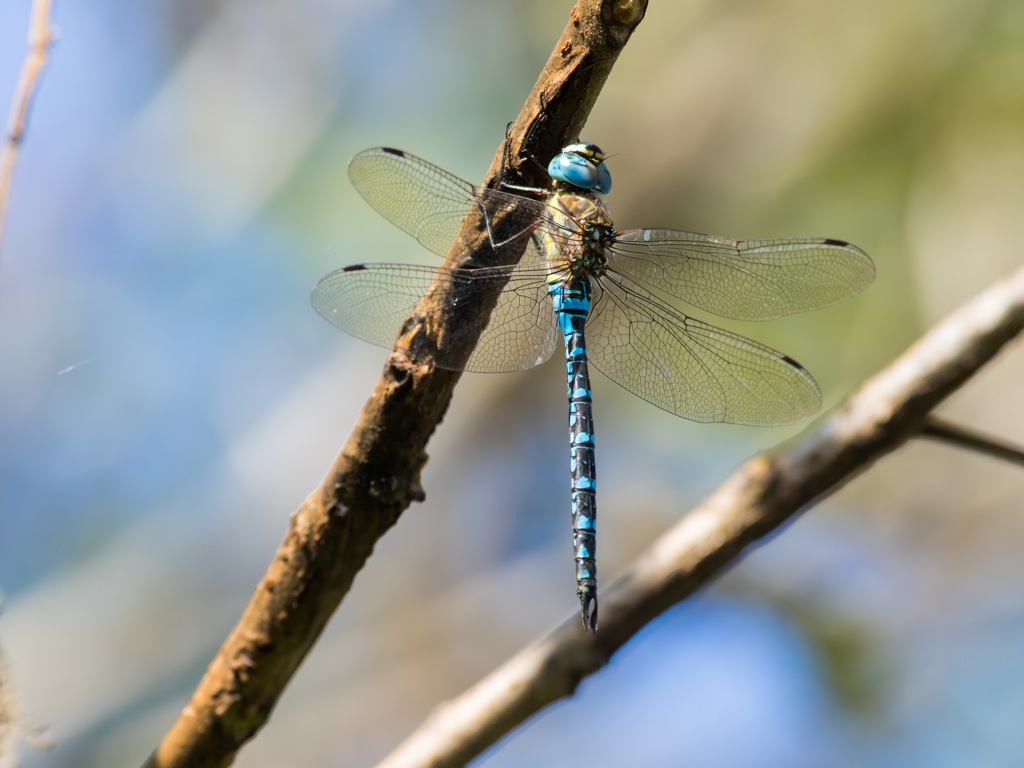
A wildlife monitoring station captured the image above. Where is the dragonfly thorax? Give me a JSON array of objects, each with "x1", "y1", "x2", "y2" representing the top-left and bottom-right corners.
[
  {"x1": 573, "y1": 217, "x2": 614, "y2": 277},
  {"x1": 548, "y1": 191, "x2": 615, "y2": 278}
]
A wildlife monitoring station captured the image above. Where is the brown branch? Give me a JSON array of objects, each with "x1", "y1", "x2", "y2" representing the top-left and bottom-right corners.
[
  {"x1": 375, "y1": 265, "x2": 1024, "y2": 768},
  {"x1": 0, "y1": 0, "x2": 55, "y2": 262},
  {"x1": 142, "y1": 2, "x2": 648, "y2": 767},
  {"x1": 919, "y1": 417, "x2": 1024, "y2": 468}
]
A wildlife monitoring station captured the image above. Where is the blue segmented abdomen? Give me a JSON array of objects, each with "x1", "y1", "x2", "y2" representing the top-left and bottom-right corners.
[{"x1": 548, "y1": 274, "x2": 598, "y2": 632}]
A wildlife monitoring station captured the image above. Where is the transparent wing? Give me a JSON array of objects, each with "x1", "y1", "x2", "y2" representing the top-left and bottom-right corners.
[
  {"x1": 349, "y1": 147, "x2": 563, "y2": 265},
  {"x1": 610, "y1": 229, "x2": 875, "y2": 321},
  {"x1": 310, "y1": 262, "x2": 559, "y2": 373},
  {"x1": 586, "y1": 273, "x2": 822, "y2": 425}
]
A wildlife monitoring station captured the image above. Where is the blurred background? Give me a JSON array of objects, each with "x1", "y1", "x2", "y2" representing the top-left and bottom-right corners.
[{"x1": 2, "y1": 0, "x2": 1024, "y2": 765}]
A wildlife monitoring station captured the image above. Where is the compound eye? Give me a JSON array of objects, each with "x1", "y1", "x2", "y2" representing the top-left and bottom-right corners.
[
  {"x1": 548, "y1": 153, "x2": 599, "y2": 191},
  {"x1": 595, "y1": 162, "x2": 612, "y2": 194}
]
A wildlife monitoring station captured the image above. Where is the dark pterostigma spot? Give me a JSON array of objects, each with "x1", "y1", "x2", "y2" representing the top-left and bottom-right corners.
[
  {"x1": 343, "y1": 264, "x2": 367, "y2": 272},
  {"x1": 823, "y1": 238, "x2": 849, "y2": 247},
  {"x1": 781, "y1": 354, "x2": 804, "y2": 369},
  {"x1": 382, "y1": 147, "x2": 405, "y2": 157}
]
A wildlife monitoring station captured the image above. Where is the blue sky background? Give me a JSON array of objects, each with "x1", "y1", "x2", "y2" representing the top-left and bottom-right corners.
[{"x1": 2, "y1": 1, "x2": 1024, "y2": 766}]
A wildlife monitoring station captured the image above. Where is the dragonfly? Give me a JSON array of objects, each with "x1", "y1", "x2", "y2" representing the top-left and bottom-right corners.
[{"x1": 311, "y1": 142, "x2": 875, "y2": 631}]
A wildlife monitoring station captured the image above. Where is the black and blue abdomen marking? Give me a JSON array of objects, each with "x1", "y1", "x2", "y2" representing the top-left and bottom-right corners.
[{"x1": 548, "y1": 275, "x2": 598, "y2": 632}]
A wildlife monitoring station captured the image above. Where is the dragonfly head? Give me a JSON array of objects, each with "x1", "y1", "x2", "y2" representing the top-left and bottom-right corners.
[{"x1": 548, "y1": 142, "x2": 612, "y2": 195}]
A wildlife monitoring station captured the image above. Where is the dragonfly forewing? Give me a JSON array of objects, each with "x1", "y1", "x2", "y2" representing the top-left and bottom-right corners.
[
  {"x1": 610, "y1": 230, "x2": 875, "y2": 321},
  {"x1": 349, "y1": 147, "x2": 557, "y2": 268}
]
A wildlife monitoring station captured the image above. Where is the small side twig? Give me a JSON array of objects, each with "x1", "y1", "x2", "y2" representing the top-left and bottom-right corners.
[
  {"x1": 375, "y1": 263, "x2": 1024, "y2": 768},
  {"x1": 919, "y1": 417, "x2": 1024, "y2": 468},
  {"x1": 0, "y1": 0, "x2": 55, "y2": 261}
]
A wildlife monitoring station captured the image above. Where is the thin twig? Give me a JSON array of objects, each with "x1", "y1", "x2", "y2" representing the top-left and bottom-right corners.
[
  {"x1": 920, "y1": 417, "x2": 1024, "y2": 468},
  {"x1": 0, "y1": 599, "x2": 52, "y2": 768},
  {"x1": 0, "y1": 0, "x2": 55, "y2": 262},
  {"x1": 0, "y1": 620, "x2": 15, "y2": 768},
  {"x1": 375, "y1": 264, "x2": 1024, "y2": 768},
  {"x1": 142, "y1": 2, "x2": 648, "y2": 767}
]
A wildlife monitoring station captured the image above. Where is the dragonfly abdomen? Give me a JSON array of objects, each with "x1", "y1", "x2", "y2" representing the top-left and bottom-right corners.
[{"x1": 549, "y1": 276, "x2": 599, "y2": 632}]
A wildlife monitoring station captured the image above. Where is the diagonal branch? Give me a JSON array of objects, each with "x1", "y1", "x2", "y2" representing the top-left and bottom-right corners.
[
  {"x1": 0, "y1": 0, "x2": 55, "y2": 262},
  {"x1": 375, "y1": 264, "x2": 1024, "y2": 768},
  {"x1": 142, "y1": 2, "x2": 648, "y2": 767}
]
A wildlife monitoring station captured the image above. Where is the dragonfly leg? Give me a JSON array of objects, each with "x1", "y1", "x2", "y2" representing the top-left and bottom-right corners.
[
  {"x1": 498, "y1": 180, "x2": 549, "y2": 196},
  {"x1": 499, "y1": 92, "x2": 554, "y2": 196},
  {"x1": 520, "y1": 90, "x2": 554, "y2": 173}
]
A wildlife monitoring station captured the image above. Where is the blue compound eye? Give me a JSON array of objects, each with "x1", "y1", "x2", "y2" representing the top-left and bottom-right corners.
[
  {"x1": 549, "y1": 153, "x2": 598, "y2": 190},
  {"x1": 548, "y1": 149, "x2": 613, "y2": 193},
  {"x1": 595, "y1": 162, "x2": 612, "y2": 194}
]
